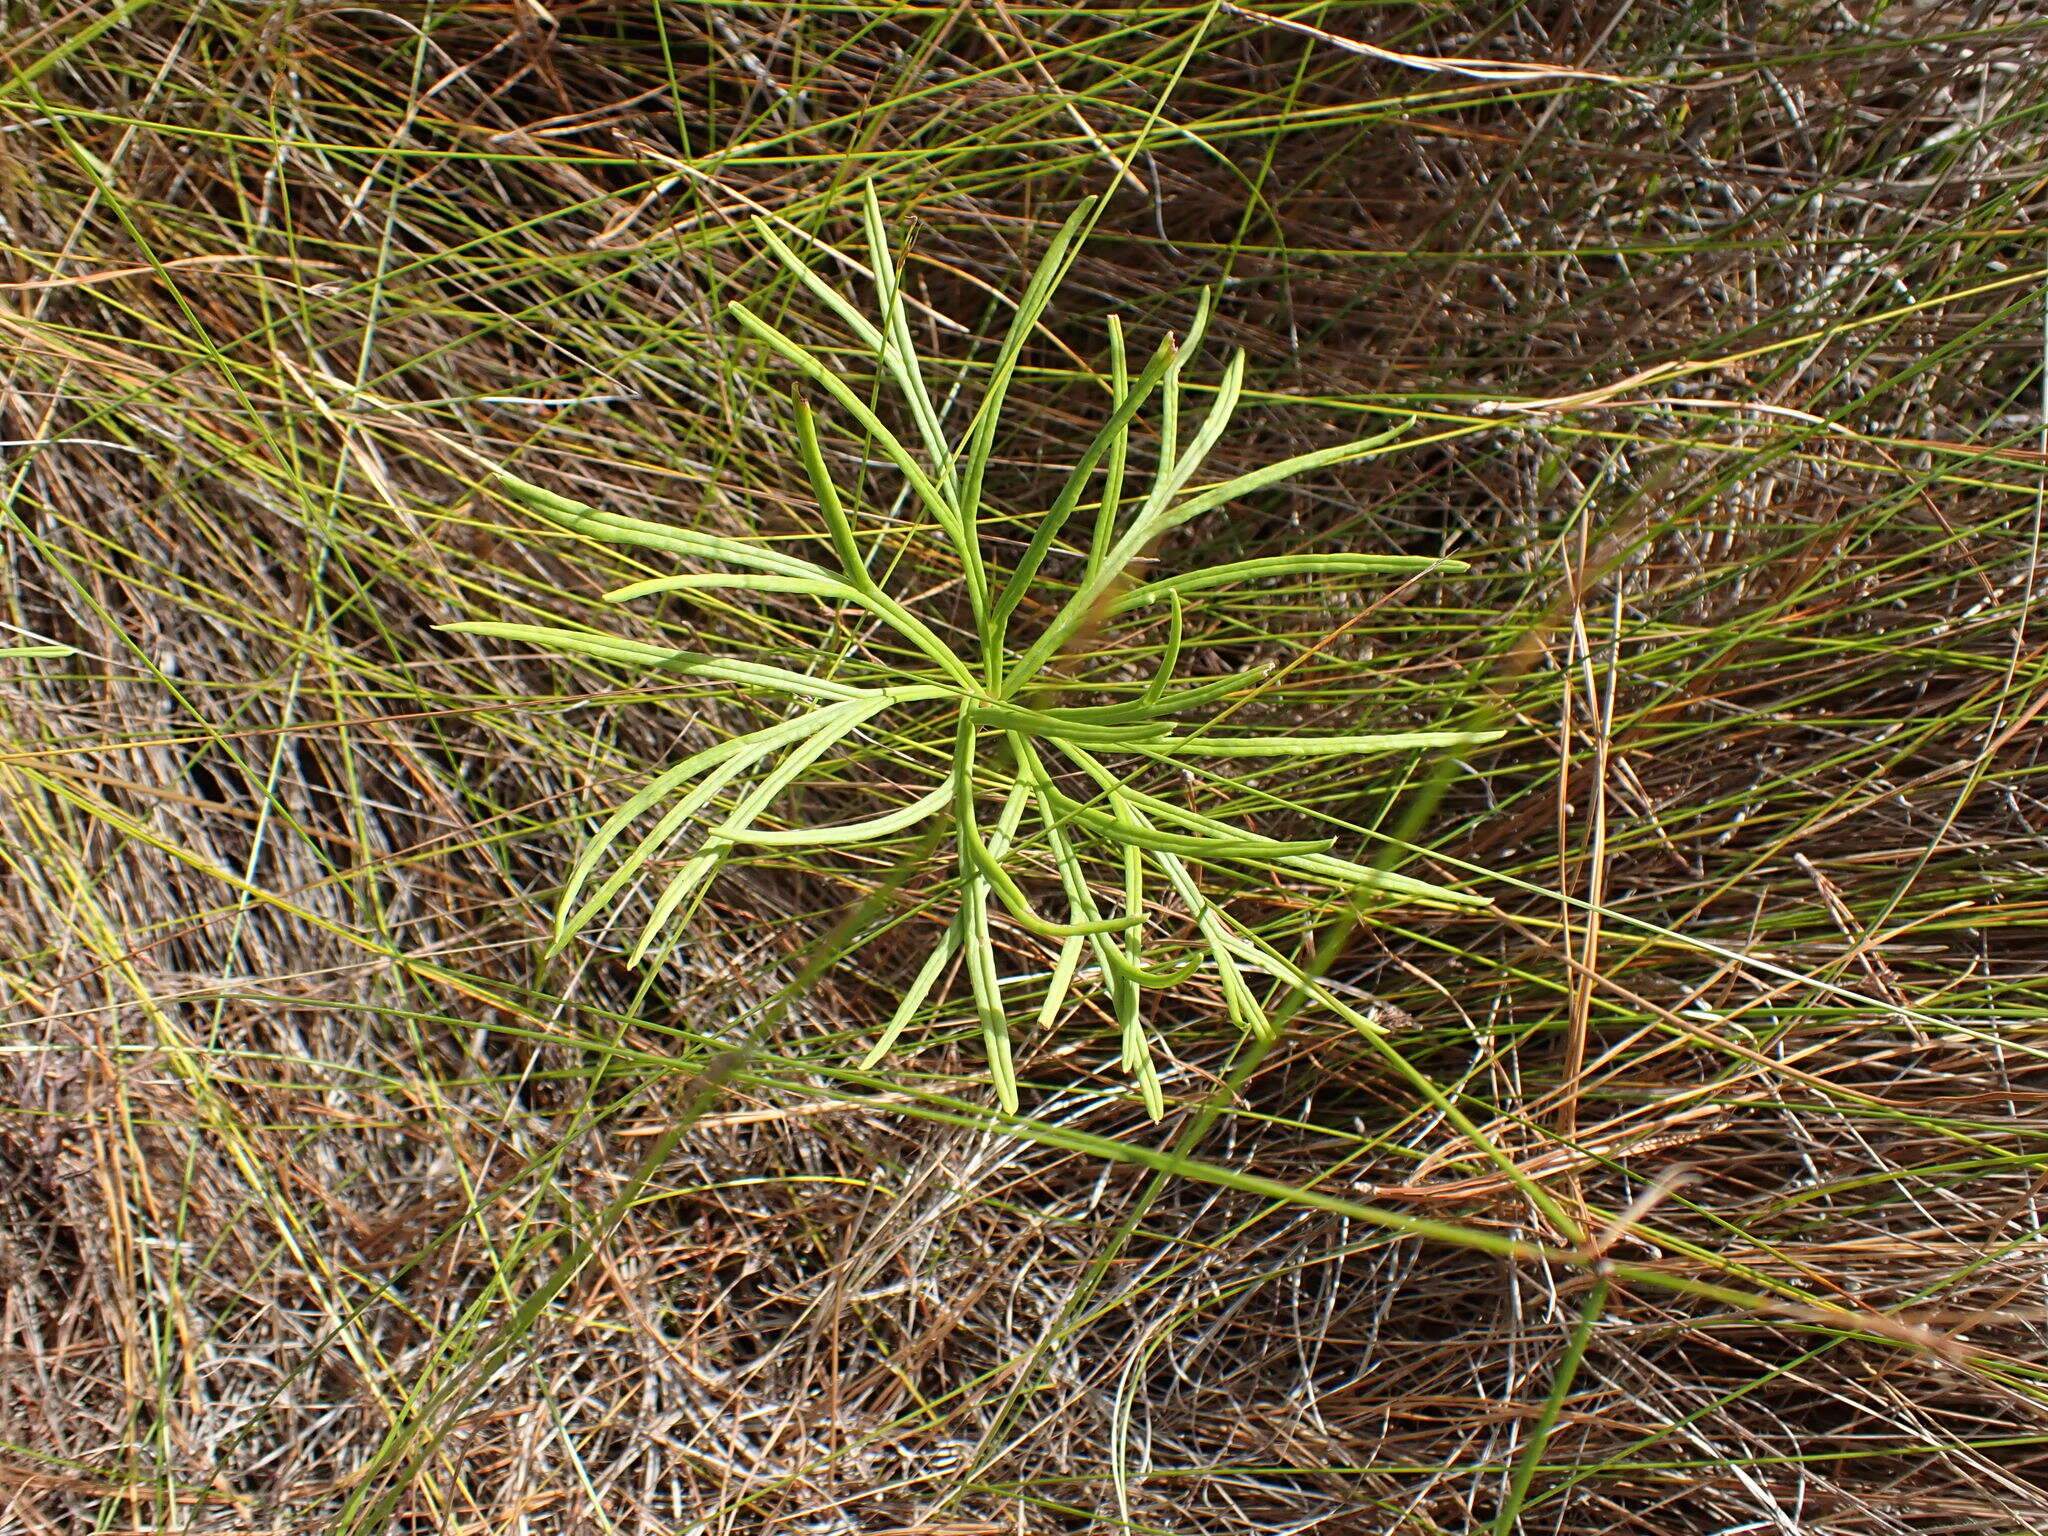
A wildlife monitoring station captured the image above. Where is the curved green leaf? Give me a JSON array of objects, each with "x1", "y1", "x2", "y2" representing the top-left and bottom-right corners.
[
  {"x1": 1141, "y1": 727, "x2": 1505, "y2": 757},
  {"x1": 1109, "y1": 553, "x2": 1469, "y2": 613}
]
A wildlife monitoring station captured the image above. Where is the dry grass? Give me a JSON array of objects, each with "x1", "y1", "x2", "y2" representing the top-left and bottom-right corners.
[{"x1": 2, "y1": 2, "x2": 2047, "y2": 1532}]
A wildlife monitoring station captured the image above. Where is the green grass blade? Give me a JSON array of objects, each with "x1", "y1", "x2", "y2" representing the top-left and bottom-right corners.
[
  {"x1": 553, "y1": 707, "x2": 854, "y2": 943},
  {"x1": 1109, "y1": 553, "x2": 1470, "y2": 613},
  {"x1": 495, "y1": 471, "x2": 834, "y2": 579},
  {"x1": 965, "y1": 700, "x2": 1173, "y2": 746},
  {"x1": 602, "y1": 572, "x2": 974, "y2": 682},
  {"x1": 1141, "y1": 727, "x2": 1505, "y2": 757},
  {"x1": 1085, "y1": 314, "x2": 1134, "y2": 588},
  {"x1": 557, "y1": 752, "x2": 760, "y2": 952},
  {"x1": 719, "y1": 781, "x2": 952, "y2": 848},
  {"x1": 989, "y1": 334, "x2": 1177, "y2": 631},
  {"x1": 726, "y1": 301, "x2": 965, "y2": 542},
  {"x1": 1003, "y1": 405, "x2": 1418, "y2": 691},
  {"x1": 604, "y1": 572, "x2": 858, "y2": 602},
  {"x1": 858, "y1": 184, "x2": 957, "y2": 506},
  {"x1": 793, "y1": 398, "x2": 873, "y2": 590},
  {"x1": 961, "y1": 867, "x2": 1016, "y2": 1113},
  {"x1": 859, "y1": 915, "x2": 964, "y2": 1071},
  {"x1": 956, "y1": 197, "x2": 1098, "y2": 527},
  {"x1": 440, "y1": 621, "x2": 875, "y2": 701}
]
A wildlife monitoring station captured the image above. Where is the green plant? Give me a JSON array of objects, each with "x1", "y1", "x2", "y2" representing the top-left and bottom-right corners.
[{"x1": 451, "y1": 191, "x2": 1499, "y2": 1114}]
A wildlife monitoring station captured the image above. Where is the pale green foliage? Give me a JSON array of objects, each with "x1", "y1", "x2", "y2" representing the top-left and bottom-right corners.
[{"x1": 452, "y1": 190, "x2": 1498, "y2": 1113}]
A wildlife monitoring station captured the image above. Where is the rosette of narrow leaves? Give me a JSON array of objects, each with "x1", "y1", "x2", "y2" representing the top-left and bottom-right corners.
[{"x1": 449, "y1": 189, "x2": 1499, "y2": 1115}]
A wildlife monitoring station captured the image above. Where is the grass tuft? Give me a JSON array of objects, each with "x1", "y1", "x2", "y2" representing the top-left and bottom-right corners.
[{"x1": 2, "y1": 2, "x2": 2045, "y2": 1531}]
